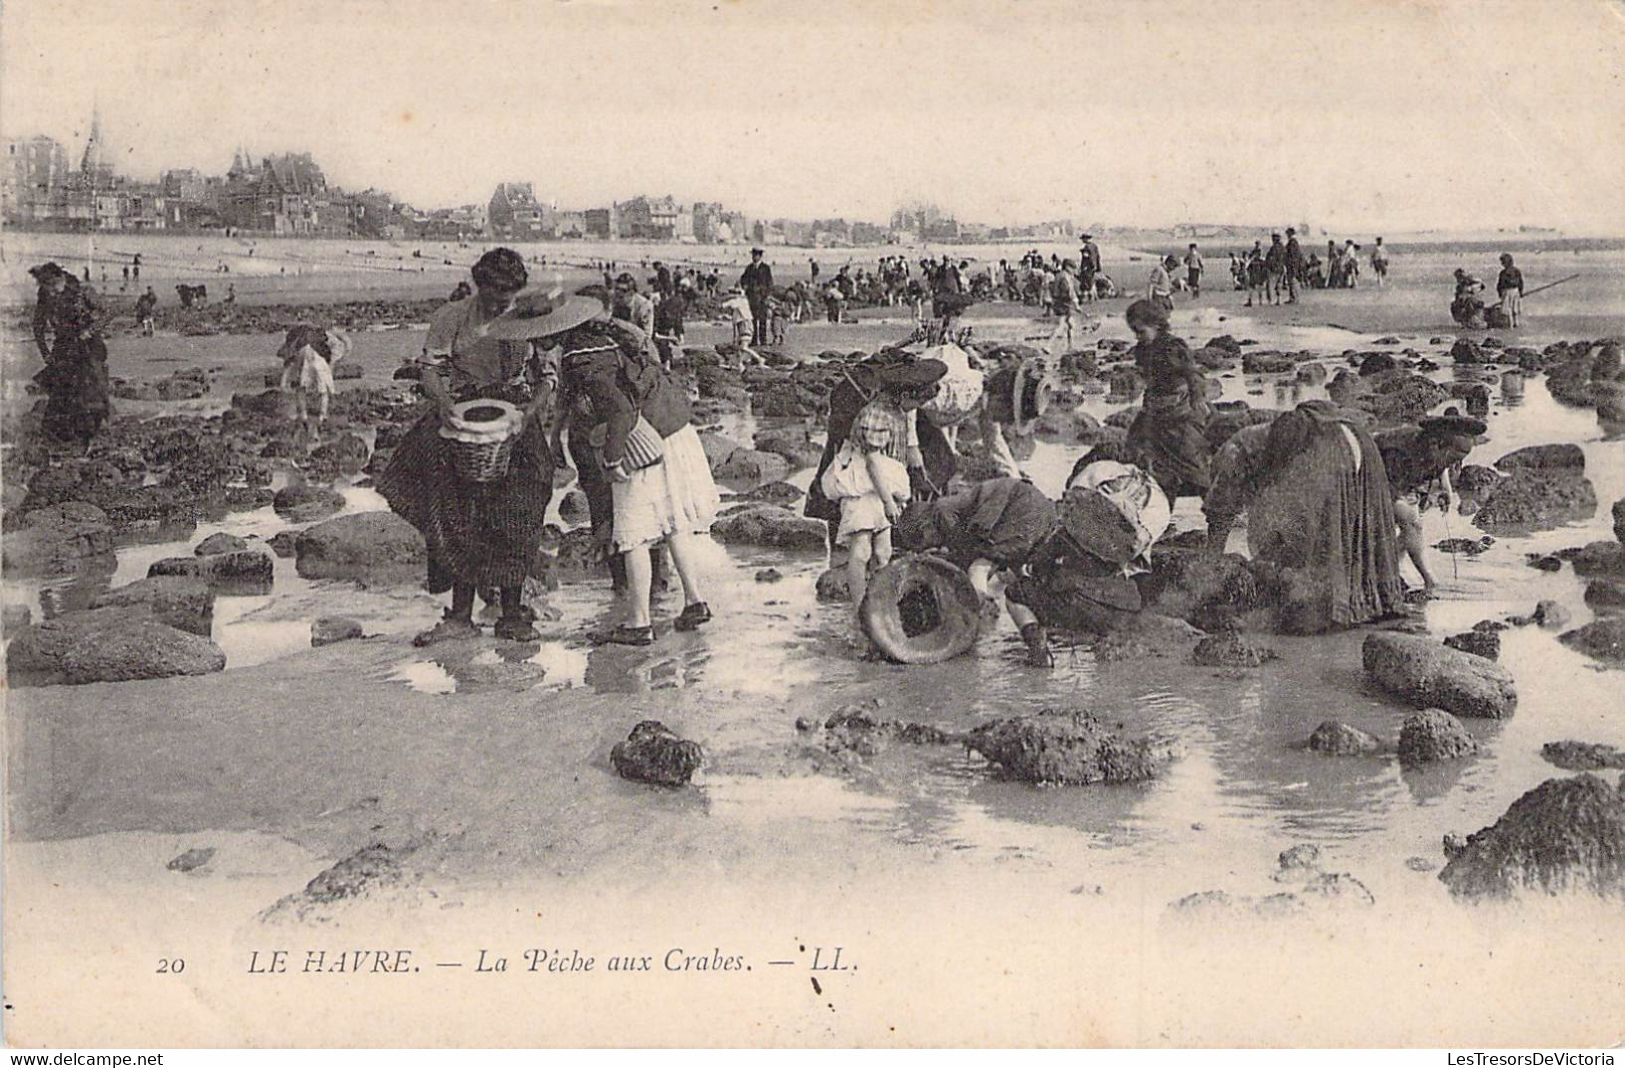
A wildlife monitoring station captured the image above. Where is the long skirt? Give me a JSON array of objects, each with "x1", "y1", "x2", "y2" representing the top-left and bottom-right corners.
[
  {"x1": 40, "y1": 338, "x2": 110, "y2": 445},
  {"x1": 1247, "y1": 424, "x2": 1404, "y2": 634},
  {"x1": 1126, "y1": 396, "x2": 1211, "y2": 499},
  {"x1": 611, "y1": 423, "x2": 720, "y2": 552},
  {"x1": 377, "y1": 409, "x2": 554, "y2": 593}
]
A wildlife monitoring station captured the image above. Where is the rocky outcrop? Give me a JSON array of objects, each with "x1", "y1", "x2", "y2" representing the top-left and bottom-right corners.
[
  {"x1": 1439, "y1": 774, "x2": 1625, "y2": 901},
  {"x1": 1567, "y1": 540, "x2": 1625, "y2": 577},
  {"x1": 1397, "y1": 708, "x2": 1480, "y2": 766},
  {"x1": 1362, "y1": 632, "x2": 1518, "y2": 718},
  {"x1": 91, "y1": 576, "x2": 215, "y2": 637},
  {"x1": 610, "y1": 721, "x2": 703, "y2": 786},
  {"x1": 1191, "y1": 631, "x2": 1278, "y2": 667},
  {"x1": 1584, "y1": 577, "x2": 1625, "y2": 610},
  {"x1": 149, "y1": 550, "x2": 274, "y2": 594},
  {"x1": 1558, "y1": 618, "x2": 1625, "y2": 665},
  {"x1": 1443, "y1": 629, "x2": 1500, "y2": 660},
  {"x1": 1541, "y1": 741, "x2": 1625, "y2": 772},
  {"x1": 6, "y1": 606, "x2": 226, "y2": 685},
  {"x1": 966, "y1": 709, "x2": 1179, "y2": 785},
  {"x1": 311, "y1": 616, "x2": 364, "y2": 647},
  {"x1": 1495, "y1": 444, "x2": 1586, "y2": 473},
  {"x1": 273, "y1": 483, "x2": 347, "y2": 523},
  {"x1": 1307, "y1": 720, "x2": 1385, "y2": 756},
  {"x1": 2, "y1": 502, "x2": 115, "y2": 576},
  {"x1": 713, "y1": 448, "x2": 790, "y2": 486},
  {"x1": 1472, "y1": 469, "x2": 1596, "y2": 532},
  {"x1": 194, "y1": 532, "x2": 248, "y2": 556},
  {"x1": 294, "y1": 512, "x2": 427, "y2": 584},
  {"x1": 710, "y1": 505, "x2": 827, "y2": 551}
]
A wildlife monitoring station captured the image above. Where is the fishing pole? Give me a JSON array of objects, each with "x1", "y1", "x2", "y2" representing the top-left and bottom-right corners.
[{"x1": 1521, "y1": 273, "x2": 1582, "y2": 299}]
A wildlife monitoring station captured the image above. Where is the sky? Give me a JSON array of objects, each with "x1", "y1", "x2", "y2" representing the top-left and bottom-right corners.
[{"x1": 3, "y1": 0, "x2": 1624, "y2": 234}]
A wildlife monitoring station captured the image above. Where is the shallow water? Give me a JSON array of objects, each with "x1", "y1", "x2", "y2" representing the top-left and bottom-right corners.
[{"x1": 5, "y1": 309, "x2": 1623, "y2": 911}]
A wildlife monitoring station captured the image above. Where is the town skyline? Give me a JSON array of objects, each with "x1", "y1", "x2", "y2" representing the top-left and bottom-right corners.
[{"x1": 4, "y1": 0, "x2": 1624, "y2": 237}]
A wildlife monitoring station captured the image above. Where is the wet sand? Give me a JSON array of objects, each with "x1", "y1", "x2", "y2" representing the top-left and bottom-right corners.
[{"x1": 4, "y1": 248, "x2": 1625, "y2": 1046}]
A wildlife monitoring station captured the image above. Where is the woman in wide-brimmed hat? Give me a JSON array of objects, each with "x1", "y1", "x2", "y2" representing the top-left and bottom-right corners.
[
  {"x1": 1123, "y1": 297, "x2": 1213, "y2": 500},
  {"x1": 556, "y1": 314, "x2": 721, "y2": 647},
  {"x1": 1375, "y1": 413, "x2": 1484, "y2": 594},
  {"x1": 378, "y1": 247, "x2": 601, "y2": 645},
  {"x1": 30, "y1": 262, "x2": 111, "y2": 447}
]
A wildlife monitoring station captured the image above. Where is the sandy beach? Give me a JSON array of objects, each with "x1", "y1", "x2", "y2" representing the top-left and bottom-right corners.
[{"x1": 5, "y1": 234, "x2": 1625, "y2": 1047}]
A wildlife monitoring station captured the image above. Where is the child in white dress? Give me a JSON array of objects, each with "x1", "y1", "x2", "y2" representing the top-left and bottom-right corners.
[{"x1": 820, "y1": 401, "x2": 913, "y2": 609}]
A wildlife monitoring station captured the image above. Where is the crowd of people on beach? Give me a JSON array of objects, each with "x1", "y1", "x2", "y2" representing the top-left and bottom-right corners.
[{"x1": 23, "y1": 240, "x2": 1520, "y2": 667}]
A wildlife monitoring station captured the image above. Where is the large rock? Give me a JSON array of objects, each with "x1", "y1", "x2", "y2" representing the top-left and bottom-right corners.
[
  {"x1": 610, "y1": 721, "x2": 702, "y2": 786},
  {"x1": 712, "y1": 448, "x2": 790, "y2": 485},
  {"x1": 294, "y1": 512, "x2": 426, "y2": 584},
  {"x1": 710, "y1": 505, "x2": 826, "y2": 551},
  {"x1": 1541, "y1": 741, "x2": 1625, "y2": 772},
  {"x1": 1307, "y1": 720, "x2": 1384, "y2": 756},
  {"x1": 1558, "y1": 617, "x2": 1625, "y2": 665},
  {"x1": 1439, "y1": 774, "x2": 1625, "y2": 900},
  {"x1": 1444, "y1": 628, "x2": 1501, "y2": 660},
  {"x1": 1568, "y1": 540, "x2": 1625, "y2": 577},
  {"x1": 1192, "y1": 631, "x2": 1278, "y2": 667},
  {"x1": 311, "y1": 616, "x2": 364, "y2": 647},
  {"x1": 1362, "y1": 632, "x2": 1518, "y2": 718},
  {"x1": 966, "y1": 709, "x2": 1179, "y2": 785},
  {"x1": 273, "y1": 484, "x2": 347, "y2": 523},
  {"x1": 149, "y1": 550, "x2": 274, "y2": 594},
  {"x1": 1614, "y1": 498, "x2": 1625, "y2": 543},
  {"x1": 91, "y1": 576, "x2": 215, "y2": 636},
  {"x1": 1584, "y1": 577, "x2": 1625, "y2": 610},
  {"x1": 3, "y1": 502, "x2": 115, "y2": 575},
  {"x1": 7, "y1": 606, "x2": 226, "y2": 686},
  {"x1": 1494, "y1": 443, "x2": 1586, "y2": 473},
  {"x1": 194, "y1": 532, "x2": 248, "y2": 556},
  {"x1": 1242, "y1": 351, "x2": 1294, "y2": 374},
  {"x1": 697, "y1": 431, "x2": 743, "y2": 469},
  {"x1": 1472, "y1": 469, "x2": 1596, "y2": 531},
  {"x1": 1397, "y1": 708, "x2": 1480, "y2": 767}
]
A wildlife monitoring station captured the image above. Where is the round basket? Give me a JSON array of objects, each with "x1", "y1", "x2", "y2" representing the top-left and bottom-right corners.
[
  {"x1": 439, "y1": 400, "x2": 523, "y2": 483},
  {"x1": 859, "y1": 554, "x2": 982, "y2": 664}
]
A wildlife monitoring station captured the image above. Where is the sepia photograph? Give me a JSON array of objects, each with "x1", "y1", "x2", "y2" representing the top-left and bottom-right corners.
[{"x1": 3, "y1": 0, "x2": 1624, "y2": 1051}]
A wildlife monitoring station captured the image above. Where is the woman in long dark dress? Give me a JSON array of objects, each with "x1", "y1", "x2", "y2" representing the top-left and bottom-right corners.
[
  {"x1": 31, "y1": 263, "x2": 111, "y2": 447},
  {"x1": 1123, "y1": 298, "x2": 1212, "y2": 499},
  {"x1": 1203, "y1": 400, "x2": 1405, "y2": 634},
  {"x1": 378, "y1": 248, "x2": 596, "y2": 645}
]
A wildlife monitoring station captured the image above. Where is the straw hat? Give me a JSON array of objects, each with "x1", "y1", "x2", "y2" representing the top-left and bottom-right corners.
[{"x1": 484, "y1": 293, "x2": 604, "y2": 341}]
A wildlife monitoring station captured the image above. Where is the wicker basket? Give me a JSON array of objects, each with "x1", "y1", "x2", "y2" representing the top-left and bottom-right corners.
[{"x1": 439, "y1": 400, "x2": 523, "y2": 483}]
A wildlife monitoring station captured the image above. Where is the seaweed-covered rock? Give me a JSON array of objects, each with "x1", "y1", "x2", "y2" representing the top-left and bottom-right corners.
[
  {"x1": 1472, "y1": 469, "x2": 1596, "y2": 531},
  {"x1": 1307, "y1": 720, "x2": 1384, "y2": 756},
  {"x1": 735, "y1": 480, "x2": 804, "y2": 505},
  {"x1": 1584, "y1": 577, "x2": 1625, "y2": 610},
  {"x1": 6, "y1": 606, "x2": 226, "y2": 686},
  {"x1": 1192, "y1": 631, "x2": 1278, "y2": 668},
  {"x1": 1494, "y1": 443, "x2": 1586, "y2": 472},
  {"x1": 3, "y1": 502, "x2": 115, "y2": 575},
  {"x1": 1438, "y1": 774, "x2": 1625, "y2": 900},
  {"x1": 273, "y1": 483, "x2": 347, "y2": 523},
  {"x1": 1568, "y1": 540, "x2": 1625, "y2": 577},
  {"x1": 294, "y1": 512, "x2": 426, "y2": 584},
  {"x1": 1443, "y1": 629, "x2": 1500, "y2": 660},
  {"x1": 966, "y1": 709, "x2": 1178, "y2": 785},
  {"x1": 1398, "y1": 708, "x2": 1480, "y2": 767},
  {"x1": 194, "y1": 532, "x2": 248, "y2": 556},
  {"x1": 1559, "y1": 617, "x2": 1625, "y2": 665},
  {"x1": 610, "y1": 720, "x2": 702, "y2": 786},
  {"x1": 1532, "y1": 599, "x2": 1571, "y2": 629},
  {"x1": 1362, "y1": 632, "x2": 1517, "y2": 718},
  {"x1": 1242, "y1": 351, "x2": 1294, "y2": 374},
  {"x1": 91, "y1": 576, "x2": 215, "y2": 637},
  {"x1": 149, "y1": 549, "x2": 274, "y2": 594},
  {"x1": 311, "y1": 616, "x2": 364, "y2": 647},
  {"x1": 710, "y1": 504, "x2": 826, "y2": 551},
  {"x1": 1614, "y1": 497, "x2": 1625, "y2": 543},
  {"x1": 814, "y1": 567, "x2": 850, "y2": 603},
  {"x1": 1541, "y1": 741, "x2": 1625, "y2": 772},
  {"x1": 713, "y1": 448, "x2": 790, "y2": 486},
  {"x1": 1435, "y1": 536, "x2": 1495, "y2": 556}
]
